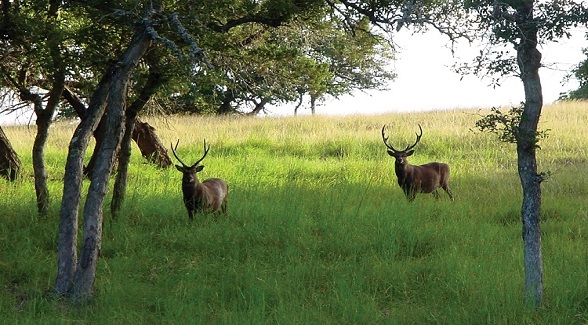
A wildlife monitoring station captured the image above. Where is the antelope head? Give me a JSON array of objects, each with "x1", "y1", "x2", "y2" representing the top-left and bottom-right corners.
[
  {"x1": 381, "y1": 124, "x2": 423, "y2": 166},
  {"x1": 171, "y1": 139, "x2": 209, "y2": 181}
]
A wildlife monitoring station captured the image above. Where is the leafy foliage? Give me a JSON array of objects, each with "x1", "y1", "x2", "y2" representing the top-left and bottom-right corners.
[
  {"x1": 475, "y1": 105, "x2": 523, "y2": 144},
  {"x1": 475, "y1": 104, "x2": 549, "y2": 145},
  {"x1": 1, "y1": 0, "x2": 396, "y2": 116},
  {"x1": 561, "y1": 47, "x2": 588, "y2": 100},
  {"x1": 163, "y1": 12, "x2": 395, "y2": 115}
]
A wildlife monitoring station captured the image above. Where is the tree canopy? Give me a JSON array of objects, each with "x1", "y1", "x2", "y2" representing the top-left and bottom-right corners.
[{"x1": 1, "y1": 0, "x2": 396, "y2": 117}]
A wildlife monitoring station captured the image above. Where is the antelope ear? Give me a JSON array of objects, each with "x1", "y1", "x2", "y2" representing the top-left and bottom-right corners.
[
  {"x1": 406, "y1": 150, "x2": 415, "y2": 156},
  {"x1": 387, "y1": 150, "x2": 395, "y2": 157},
  {"x1": 175, "y1": 165, "x2": 184, "y2": 172},
  {"x1": 195, "y1": 165, "x2": 205, "y2": 172}
]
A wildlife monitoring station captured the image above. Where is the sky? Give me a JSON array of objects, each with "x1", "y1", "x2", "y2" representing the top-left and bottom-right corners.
[
  {"x1": 1, "y1": 28, "x2": 587, "y2": 124},
  {"x1": 275, "y1": 27, "x2": 588, "y2": 116}
]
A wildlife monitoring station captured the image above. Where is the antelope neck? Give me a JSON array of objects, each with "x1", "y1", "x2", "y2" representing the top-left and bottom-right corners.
[{"x1": 395, "y1": 162, "x2": 412, "y2": 177}]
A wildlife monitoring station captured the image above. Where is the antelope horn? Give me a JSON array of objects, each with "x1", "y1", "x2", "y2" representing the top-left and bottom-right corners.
[
  {"x1": 404, "y1": 124, "x2": 423, "y2": 152},
  {"x1": 171, "y1": 139, "x2": 189, "y2": 167},
  {"x1": 191, "y1": 139, "x2": 210, "y2": 168},
  {"x1": 381, "y1": 125, "x2": 400, "y2": 152}
]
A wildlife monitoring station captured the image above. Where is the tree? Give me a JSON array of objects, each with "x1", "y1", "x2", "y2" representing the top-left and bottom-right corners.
[
  {"x1": 54, "y1": 0, "x2": 341, "y2": 300},
  {"x1": 55, "y1": 12, "x2": 154, "y2": 301},
  {"x1": 111, "y1": 64, "x2": 170, "y2": 218},
  {"x1": 54, "y1": 3, "x2": 215, "y2": 302},
  {"x1": 0, "y1": 0, "x2": 67, "y2": 215},
  {"x1": 330, "y1": 0, "x2": 588, "y2": 309},
  {"x1": 460, "y1": 0, "x2": 587, "y2": 308}
]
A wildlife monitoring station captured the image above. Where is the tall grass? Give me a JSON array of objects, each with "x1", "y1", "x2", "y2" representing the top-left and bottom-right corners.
[{"x1": 1, "y1": 102, "x2": 587, "y2": 323}]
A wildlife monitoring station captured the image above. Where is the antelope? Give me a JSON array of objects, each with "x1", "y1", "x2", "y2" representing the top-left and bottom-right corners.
[
  {"x1": 381, "y1": 124, "x2": 454, "y2": 202},
  {"x1": 171, "y1": 139, "x2": 228, "y2": 219}
]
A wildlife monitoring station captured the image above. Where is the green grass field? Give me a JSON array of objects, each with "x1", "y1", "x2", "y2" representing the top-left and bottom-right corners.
[{"x1": 1, "y1": 102, "x2": 587, "y2": 324}]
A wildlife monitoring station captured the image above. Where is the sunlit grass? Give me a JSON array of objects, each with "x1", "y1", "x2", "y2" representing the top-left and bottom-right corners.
[{"x1": 1, "y1": 101, "x2": 587, "y2": 323}]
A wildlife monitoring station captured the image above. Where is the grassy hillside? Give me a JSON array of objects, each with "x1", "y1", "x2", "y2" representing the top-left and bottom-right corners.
[{"x1": 1, "y1": 102, "x2": 587, "y2": 323}]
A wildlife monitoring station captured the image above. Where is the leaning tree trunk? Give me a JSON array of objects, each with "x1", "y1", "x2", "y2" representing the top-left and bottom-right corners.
[
  {"x1": 71, "y1": 74, "x2": 127, "y2": 301},
  {"x1": 55, "y1": 68, "x2": 113, "y2": 297},
  {"x1": 246, "y1": 97, "x2": 269, "y2": 116},
  {"x1": 55, "y1": 26, "x2": 148, "y2": 299},
  {"x1": 132, "y1": 119, "x2": 172, "y2": 167},
  {"x1": 70, "y1": 26, "x2": 152, "y2": 302},
  {"x1": 293, "y1": 93, "x2": 303, "y2": 116},
  {"x1": 0, "y1": 126, "x2": 20, "y2": 181},
  {"x1": 515, "y1": 1, "x2": 544, "y2": 309},
  {"x1": 62, "y1": 87, "x2": 172, "y2": 176},
  {"x1": 83, "y1": 117, "x2": 108, "y2": 178}
]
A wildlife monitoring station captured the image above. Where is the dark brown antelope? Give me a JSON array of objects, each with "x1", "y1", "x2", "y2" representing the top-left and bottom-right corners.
[
  {"x1": 171, "y1": 139, "x2": 228, "y2": 219},
  {"x1": 381, "y1": 124, "x2": 453, "y2": 202}
]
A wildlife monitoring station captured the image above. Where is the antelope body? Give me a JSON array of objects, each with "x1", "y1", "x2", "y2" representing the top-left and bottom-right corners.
[
  {"x1": 172, "y1": 139, "x2": 228, "y2": 219},
  {"x1": 382, "y1": 125, "x2": 453, "y2": 202}
]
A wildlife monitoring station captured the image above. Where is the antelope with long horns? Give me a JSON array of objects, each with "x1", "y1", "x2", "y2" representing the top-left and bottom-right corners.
[
  {"x1": 381, "y1": 125, "x2": 453, "y2": 202},
  {"x1": 171, "y1": 139, "x2": 228, "y2": 219}
]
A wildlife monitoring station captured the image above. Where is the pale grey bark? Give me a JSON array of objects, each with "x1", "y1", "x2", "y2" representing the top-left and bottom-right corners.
[
  {"x1": 55, "y1": 6, "x2": 209, "y2": 302},
  {"x1": 65, "y1": 27, "x2": 151, "y2": 301},
  {"x1": 71, "y1": 68, "x2": 130, "y2": 300},
  {"x1": 514, "y1": 1, "x2": 544, "y2": 309},
  {"x1": 55, "y1": 72, "x2": 111, "y2": 296},
  {"x1": 111, "y1": 69, "x2": 165, "y2": 218}
]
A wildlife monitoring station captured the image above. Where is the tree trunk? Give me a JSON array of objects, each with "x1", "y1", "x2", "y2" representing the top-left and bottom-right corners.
[
  {"x1": 31, "y1": 73, "x2": 65, "y2": 216},
  {"x1": 218, "y1": 91, "x2": 235, "y2": 114},
  {"x1": 131, "y1": 119, "x2": 172, "y2": 167},
  {"x1": 310, "y1": 95, "x2": 316, "y2": 115},
  {"x1": 84, "y1": 117, "x2": 108, "y2": 178},
  {"x1": 515, "y1": 1, "x2": 543, "y2": 309},
  {"x1": 246, "y1": 97, "x2": 269, "y2": 116},
  {"x1": 111, "y1": 115, "x2": 135, "y2": 219},
  {"x1": 71, "y1": 76, "x2": 127, "y2": 301},
  {"x1": 17, "y1": 89, "x2": 56, "y2": 216},
  {"x1": 69, "y1": 26, "x2": 152, "y2": 302},
  {"x1": 33, "y1": 113, "x2": 52, "y2": 216},
  {"x1": 293, "y1": 93, "x2": 303, "y2": 116},
  {"x1": 63, "y1": 87, "x2": 172, "y2": 175},
  {"x1": 0, "y1": 126, "x2": 20, "y2": 181},
  {"x1": 55, "y1": 68, "x2": 113, "y2": 297},
  {"x1": 29, "y1": 0, "x2": 66, "y2": 217},
  {"x1": 112, "y1": 68, "x2": 168, "y2": 218}
]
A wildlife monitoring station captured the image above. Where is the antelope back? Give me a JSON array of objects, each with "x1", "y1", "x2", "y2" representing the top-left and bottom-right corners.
[{"x1": 201, "y1": 178, "x2": 229, "y2": 212}]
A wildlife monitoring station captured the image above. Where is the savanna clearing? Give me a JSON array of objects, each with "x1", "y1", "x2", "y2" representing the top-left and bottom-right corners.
[{"x1": 1, "y1": 102, "x2": 587, "y2": 324}]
